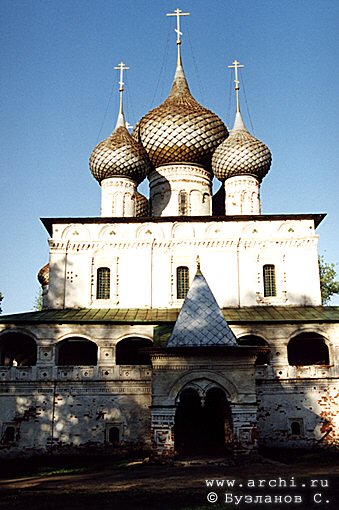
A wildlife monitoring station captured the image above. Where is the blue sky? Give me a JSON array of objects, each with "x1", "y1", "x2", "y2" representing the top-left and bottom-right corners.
[{"x1": 1, "y1": 0, "x2": 338, "y2": 313}]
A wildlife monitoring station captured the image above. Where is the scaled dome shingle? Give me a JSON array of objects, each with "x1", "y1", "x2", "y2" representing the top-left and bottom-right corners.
[
  {"x1": 212, "y1": 112, "x2": 272, "y2": 182},
  {"x1": 37, "y1": 263, "x2": 49, "y2": 287},
  {"x1": 132, "y1": 65, "x2": 228, "y2": 170},
  {"x1": 89, "y1": 125, "x2": 151, "y2": 184}
]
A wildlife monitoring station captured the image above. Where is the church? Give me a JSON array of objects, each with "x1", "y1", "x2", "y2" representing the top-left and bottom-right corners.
[{"x1": 0, "y1": 9, "x2": 338, "y2": 456}]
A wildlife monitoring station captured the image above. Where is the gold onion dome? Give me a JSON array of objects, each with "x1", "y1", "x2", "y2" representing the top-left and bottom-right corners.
[
  {"x1": 89, "y1": 115, "x2": 151, "y2": 184},
  {"x1": 37, "y1": 263, "x2": 49, "y2": 287},
  {"x1": 132, "y1": 63, "x2": 228, "y2": 169},
  {"x1": 212, "y1": 111, "x2": 272, "y2": 182}
]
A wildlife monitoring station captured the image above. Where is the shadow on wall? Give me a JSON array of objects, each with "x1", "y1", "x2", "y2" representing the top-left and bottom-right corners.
[
  {"x1": 0, "y1": 325, "x2": 153, "y2": 454},
  {"x1": 256, "y1": 331, "x2": 336, "y2": 449},
  {"x1": 0, "y1": 324, "x2": 337, "y2": 453}
]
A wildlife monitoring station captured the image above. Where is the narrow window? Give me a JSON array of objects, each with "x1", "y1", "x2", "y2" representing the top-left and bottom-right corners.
[
  {"x1": 263, "y1": 264, "x2": 276, "y2": 297},
  {"x1": 291, "y1": 421, "x2": 301, "y2": 436},
  {"x1": 2, "y1": 426, "x2": 16, "y2": 444},
  {"x1": 96, "y1": 267, "x2": 110, "y2": 299},
  {"x1": 108, "y1": 427, "x2": 120, "y2": 444},
  {"x1": 202, "y1": 193, "x2": 209, "y2": 204},
  {"x1": 177, "y1": 266, "x2": 189, "y2": 299},
  {"x1": 289, "y1": 418, "x2": 304, "y2": 437},
  {"x1": 178, "y1": 191, "x2": 188, "y2": 215}
]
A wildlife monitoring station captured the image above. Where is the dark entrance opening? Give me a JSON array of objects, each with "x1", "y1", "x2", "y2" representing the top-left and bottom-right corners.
[
  {"x1": 57, "y1": 338, "x2": 98, "y2": 366},
  {"x1": 174, "y1": 387, "x2": 232, "y2": 455},
  {"x1": 108, "y1": 426, "x2": 119, "y2": 444},
  {"x1": 287, "y1": 333, "x2": 329, "y2": 366},
  {"x1": 0, "y1": 332, "x2": 37, "y2": 366}
]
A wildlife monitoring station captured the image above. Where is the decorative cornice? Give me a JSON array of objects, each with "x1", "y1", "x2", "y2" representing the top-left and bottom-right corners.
[{"x1": 48, "y1": 237, "x2": 319, "y2": 253}]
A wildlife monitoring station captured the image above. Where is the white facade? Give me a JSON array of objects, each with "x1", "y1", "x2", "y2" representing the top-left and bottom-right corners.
[{"x1": 44, "y1": 216, "x2": 322, "y2": 310}]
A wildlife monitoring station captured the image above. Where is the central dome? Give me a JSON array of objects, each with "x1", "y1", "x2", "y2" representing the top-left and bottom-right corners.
[{"x1": 132, "y1": 64, "x2": 228, "y2": 169}]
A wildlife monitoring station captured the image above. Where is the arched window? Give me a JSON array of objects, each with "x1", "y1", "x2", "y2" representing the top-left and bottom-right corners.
[
  {"x1": 96, "y1": 267, "x2": 110, "y2": 299},
  {"x1": 176, "y1": 266, "x2": 189, "y2": 299},
  {"x1": 291, "y1": 421, "x2": 301, "y2": 436},
  {"x1": 115, "y1": 337, "x2": 152, "y2": 365},
  {"x1": 237, "y1": 335, "x2": 270, "y2": 365},
  {"x1": 263, "y1": 264, "x2": 276, "y2": 297},
  {"x1": 1, "y1": 425, "x2": 16, "y2": 445},
  {"x1": 0, "y1": 332, "x2": 37, "y2": 366},
  {"x1": 108, "y1": 427, "x2": 120, "y2": 444},
  {"x1": 287, "y1": 333, "x2": 329, "y2": 366},
  {"x1": 178, "y1": 190, "x2": 188, "y2": 215},
  {"x1": 57, "y1": 337, "x2": 98, "y2": 366}
]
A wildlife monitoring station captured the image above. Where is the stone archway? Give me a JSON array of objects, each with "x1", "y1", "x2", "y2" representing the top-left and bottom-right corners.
[{"x1": 174, "y1": 386, "x2": 233, "y2": 455}]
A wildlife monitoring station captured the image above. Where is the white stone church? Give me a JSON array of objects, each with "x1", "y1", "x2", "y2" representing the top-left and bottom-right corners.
[{"x1": 0, "y1": 10, "x2": 338, "y2": 456}]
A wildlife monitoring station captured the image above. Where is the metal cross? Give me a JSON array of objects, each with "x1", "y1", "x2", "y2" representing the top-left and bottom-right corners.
[
  {"x1": 114, "y1": 61, "x2": 130, "y2": 92},
  {"x1": 228, "y1": 60, "x2": 244, "y2": 113},
  {"x1": 166, "y1": 8, "x2": 190, "y2": 45}
]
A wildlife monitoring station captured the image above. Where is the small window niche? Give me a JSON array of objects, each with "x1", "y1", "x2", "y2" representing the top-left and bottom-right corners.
[
  {"x1": 178, "y1": 190, "x2": 189, "y2": 215},
  {"x1": 288, "y1": 418, "x2": 304, "y2": 438},
  {"x1": 106, "y1": 424, "x2": 121, "y2": 445},
  {"x1": 1, "y1": 423, "x2": 17, "y2": 445}
]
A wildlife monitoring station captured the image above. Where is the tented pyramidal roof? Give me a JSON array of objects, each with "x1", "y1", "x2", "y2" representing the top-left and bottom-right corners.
[{"x1": 167, "y1": 269, "x2": 238, "y2": 347}]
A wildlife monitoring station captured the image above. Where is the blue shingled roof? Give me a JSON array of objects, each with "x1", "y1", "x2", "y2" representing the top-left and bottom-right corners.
[{"x1": 167, "y1": 271, "x2": 238, "y2": 347}]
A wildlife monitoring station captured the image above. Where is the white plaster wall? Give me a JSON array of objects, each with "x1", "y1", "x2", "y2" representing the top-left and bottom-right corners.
[
  {"x1": 149, "y1": 164, "x2": 212, "y2": 216},
  {"x1": 101, "y1": 177, "x2": 137, "y2": 217},
  {"x1": 225, "y1": 175, "x2": 261, "y2": 215},
  {"x1": 44, "y1": 218, "x2": 321, "y2": 309}
]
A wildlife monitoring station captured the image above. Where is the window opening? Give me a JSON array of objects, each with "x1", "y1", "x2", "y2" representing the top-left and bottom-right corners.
[
  {"x1": 176, "y1": 266, "x2": 189, "y2": 299},
  {"x1": 287, "y1": 333, "x2": 329, "y2": 366},
  {"x1": 291, "y1": 421, "x2": 301, "y2": 436},
  {"x1": 2, "y1": 425, "x2": 16, "y2": 444},
  {"x1": 115, "y1": 337, "x2": 152, "y2": 365},
  {"x1": 178, "y1": 191, "x2": 188, "y2": 215},
  {"x1": 97, "y1": 267, "x2": 110, "y2": 299},
  {"x1": 57, "y1": 338, "x2": 98, "y2": 366},
  {"x1": 108, "y1": 427, "x2": 120, "y2": 443},
  {"x1": 263, "y1": 264, "x2": 276, "y2": 297},
  {"x1": 0, "y1": 332, "x2": 37, "y2": 366}
]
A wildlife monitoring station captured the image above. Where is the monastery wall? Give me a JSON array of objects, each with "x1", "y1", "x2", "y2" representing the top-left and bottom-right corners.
[{"x1": 0, "y1": 321, "x2": 338, "y2": 453}]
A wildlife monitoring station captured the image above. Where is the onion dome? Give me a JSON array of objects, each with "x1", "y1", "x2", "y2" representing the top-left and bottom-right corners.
[
  {"x1": 89, "y1": 122, "x2": 151, "y2": 184},
  {"x1": 89, "y1": 62, "x2": 151, "y2": 184},
  {"x1": 135, "y1": 191, "x2": 149, "y2": 217},
  {"x1": 212, "y1": 110, "x2": 272, "y2": 182},
  {"x1": 37, "y1": 263, "x2": 49, "y2": 287},
  {"x1": 132, "y1": 62, "x2": 228, "y2": 169}
]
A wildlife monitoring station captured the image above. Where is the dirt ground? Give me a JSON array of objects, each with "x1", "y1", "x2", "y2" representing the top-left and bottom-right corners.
[{"x1": 0, "y1": 450, "x2": 338, "y2": 510}]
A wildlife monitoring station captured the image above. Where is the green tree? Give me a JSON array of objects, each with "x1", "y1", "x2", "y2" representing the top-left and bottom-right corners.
[
  {"x1": 34, "y1": 288, "x2": 43, "y2": 311},
  {"x1": 319, "y1": 256, "x2": 339, "y2": 305},
  {"x1": 0, "y1": 292, "x2": 3, "y2": 314}
]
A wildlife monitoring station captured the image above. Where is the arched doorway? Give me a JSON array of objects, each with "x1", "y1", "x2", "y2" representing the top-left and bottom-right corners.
[{"x1": 174, "y1": 386, "x2": 232, "y2": 455}]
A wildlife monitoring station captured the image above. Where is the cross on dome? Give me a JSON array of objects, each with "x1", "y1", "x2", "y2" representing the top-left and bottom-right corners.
[
  {"x1": 166, "y1": 8, "x2": 190, "y2": 45},
  {"x1": 228, "y1": 60, "x2": 244, "y2": 113},
  {"x1": 166, "y1": 8, "x2": 190, "y2": 67},
  {"x1": 114, "y1": 61, "x2": 129, "y2": 92},
  {"x1": 113, "y1": 61, "x2": 130, "y2": 129}
]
